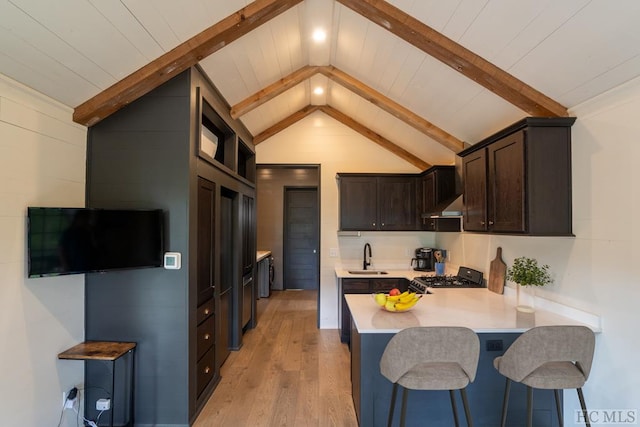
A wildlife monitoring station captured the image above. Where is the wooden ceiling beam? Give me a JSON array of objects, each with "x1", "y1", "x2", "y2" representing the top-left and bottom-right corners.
[
  {"x1": 73, "y1": 0, "x2": 304, "y2": 126},
  {"x1": 230, "y1": 65, "x2": 320, "y2": 119},
  {"x1": 253, "y1": 105, "x2": 320, "y2": 145},
  {"x1": 233, "y1": 64, "x2": 464, "y2": 152},
  {"x1": 318, "y1": 105, "x2": 431, "y2": 170},
  {"x1": 253, "y1": 103, "x2": 430, "y2": 169},
  {"x1": 319, "y1": 65, "x2": 465, "y2": 152},
  {"x1": 336, "y1": 0, "x2": 569, "y2": 118}
]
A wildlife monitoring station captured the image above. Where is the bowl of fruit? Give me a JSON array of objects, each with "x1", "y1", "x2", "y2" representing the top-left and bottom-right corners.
[{"x1": 373, "y1": 288, "x2": 421, "y2": 312}]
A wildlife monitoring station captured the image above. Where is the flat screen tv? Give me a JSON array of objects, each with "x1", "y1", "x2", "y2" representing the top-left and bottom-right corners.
[{"x1": 27, "y1": 207, "x2": 164, "y2": 278}]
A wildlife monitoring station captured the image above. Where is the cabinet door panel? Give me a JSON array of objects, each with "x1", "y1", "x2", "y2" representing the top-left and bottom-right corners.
[
  {"x1": 462, "y1": 151, "x2": 487, "y2": 231},
  {"x1": 241, "y1": 195, "x2": 255, "y2": 276},
  {"x1": 378, "y1": 177, "x2": 416, "y2": 230},
  {"x1": 343, "y1": 278, "x2": 370, "y2": 292},
  {"x1": 196, "y1": 347, "x2": 215, "y2": 397},
  {"x1": 488, "y1": 131, "x2": 525, "y2": 232},
  {"x1": 421, "y1": 173, "x2": 436, "y2": 214},
  {"x1": 339, "y1": 177, "x2": 378, "y2": 230},
  {"x1": 341, "y1": 279, "x2": 371, "y2": 344},
  {"x1": 196, "y1": 316, "x2": 215, "y2": 360},
  {"x1": 197, "y1": 177, "x2": 215, "y2": 305},
  {"x1": 371, "y1": 278, "x2": 407, "y2": 292}
]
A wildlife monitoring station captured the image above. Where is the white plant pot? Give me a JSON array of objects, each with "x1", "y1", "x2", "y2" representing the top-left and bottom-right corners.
[{"x1": 516, "y1": 284, "x2": 536, "y2": 313}]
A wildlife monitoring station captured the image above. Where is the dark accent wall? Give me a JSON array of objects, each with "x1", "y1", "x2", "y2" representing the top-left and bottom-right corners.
[
  {"x1": 85, "y1": 71, "x2": 193, "y2": 423},
  {"x1": 85, "y1": 67, "x2": 257, "y2": 425}
]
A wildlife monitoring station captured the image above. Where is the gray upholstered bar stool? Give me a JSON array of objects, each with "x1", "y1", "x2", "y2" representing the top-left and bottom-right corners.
[
  {"x1": 493, "y1": 325, "x2": 595, "y2": 427},
  {"x1": 380, "y1": 326, "x2": 480, "y2": 427}
]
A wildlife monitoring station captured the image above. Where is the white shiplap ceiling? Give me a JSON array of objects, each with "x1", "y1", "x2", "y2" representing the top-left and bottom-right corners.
[{"x1": 2, "y1": 0, "x2": 640, "y2": 166}]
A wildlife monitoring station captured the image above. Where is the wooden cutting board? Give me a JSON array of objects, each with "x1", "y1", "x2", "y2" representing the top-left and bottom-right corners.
[{"x1": 488, "y1": 247, "x2": 506, "y2": 294}]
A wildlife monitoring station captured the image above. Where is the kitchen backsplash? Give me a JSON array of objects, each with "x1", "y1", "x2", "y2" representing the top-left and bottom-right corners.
[{"x1": 336, "y1": 232, "x2": 436, "y2": 270}]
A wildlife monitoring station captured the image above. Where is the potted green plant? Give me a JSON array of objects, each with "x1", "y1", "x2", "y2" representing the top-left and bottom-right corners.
[{"x1": 507, "y1": 257, "x2": 552, "y2": 312}]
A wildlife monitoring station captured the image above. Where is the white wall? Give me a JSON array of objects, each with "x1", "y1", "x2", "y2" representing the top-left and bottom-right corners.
[
  {"x1": 437, "y1": 76, "x2": 640, "y2": 424},
  {"x1": 0, "y1": 74, "x2": 86, "y2": 427},
  {"x1": 257, "y1": 77, "x2": 640, "y2": 425},
  {"x1": 255, "y1": 112, "x2": 452, "y2": 328}
]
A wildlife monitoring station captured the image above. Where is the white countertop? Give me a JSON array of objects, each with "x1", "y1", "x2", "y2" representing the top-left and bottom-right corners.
[
  {"x1": 257, "y1": 250, "x2": 271, "y2": 262},
  {"x1": 335, "y1": 267, "x2": 455, "y2": 279},
  {"x1": 346, "y1": 289, "x2": 601, "y2": 334}
]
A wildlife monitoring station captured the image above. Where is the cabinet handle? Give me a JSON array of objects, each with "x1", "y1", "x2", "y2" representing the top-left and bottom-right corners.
[
  {"x1": 489, "y1": 220, "x2": 494, "y2": 225},
  {"x1": 204, "y1": 308, "x2": 210, "y2": 315},
  {"x1": 381, "y1": 223, "x2": 385, "y2": 227},
  {"x1": 480, "y1": 221, "x2": 485, "y2": 225},
  {"x1": 204, "y1": 367, "x2": 211, "y2": 374},
  {"x1": 204, "y1": 334, "x2": 211, "y2": 340},
  {"x1": 372, "y1": 222, "x2": 376, "y2": 226},
  {"x1": 430, "y1": 221, "x2": 435, "y2": 227}
]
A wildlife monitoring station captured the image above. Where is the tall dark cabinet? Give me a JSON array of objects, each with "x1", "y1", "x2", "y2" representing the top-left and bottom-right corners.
[
  {"x1": 241, "y1": 195, "x2": 256, "y2": 330},
  {"x1": 85, "y1": 66, "x2": 256, "y2": 425}
]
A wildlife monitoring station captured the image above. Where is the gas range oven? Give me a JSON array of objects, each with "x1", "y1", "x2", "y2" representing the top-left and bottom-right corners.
[{"x1": 409, "y1": 266, "x2": 485, "y2": 294}]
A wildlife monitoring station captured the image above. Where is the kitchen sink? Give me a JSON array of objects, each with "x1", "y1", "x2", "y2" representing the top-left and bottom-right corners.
[{"x1": 347, "y1": 270, "x2": 388, "y2": 275}]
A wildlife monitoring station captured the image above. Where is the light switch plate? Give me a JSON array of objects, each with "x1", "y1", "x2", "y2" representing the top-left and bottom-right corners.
[{"x1": 164, "y1": 252, "x2": 181, "y2": 269}]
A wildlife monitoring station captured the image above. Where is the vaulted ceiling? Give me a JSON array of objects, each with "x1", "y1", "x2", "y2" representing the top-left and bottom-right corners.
[{"x1": 2, "y1": 0, "x2": 640, "y2": 168}]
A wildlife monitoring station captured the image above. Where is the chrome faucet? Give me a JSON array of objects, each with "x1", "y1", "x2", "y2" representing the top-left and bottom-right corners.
[{"x1": 363, "y1": 243, "x2": 372, "y2": 270}]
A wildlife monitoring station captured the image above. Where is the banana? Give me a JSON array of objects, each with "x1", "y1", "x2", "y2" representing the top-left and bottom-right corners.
[
  {"x1": 394, "y1": 295, "x2": 421, "y2": 311},
  {"x1": 398, "y1": 292, "x2": 416, "y2": 304},
  {"x1": 386, "y1": 294, "x2": 402, "y2": 302}
]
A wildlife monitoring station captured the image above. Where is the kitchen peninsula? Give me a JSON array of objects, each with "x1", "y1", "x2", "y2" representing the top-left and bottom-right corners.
[{"x1": 346, "y1": 289, "x2": 600, "y2": 427}]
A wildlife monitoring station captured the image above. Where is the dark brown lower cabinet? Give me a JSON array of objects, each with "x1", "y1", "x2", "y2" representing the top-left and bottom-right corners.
[
  {"x1": 340, "y1": 278, "x2": 408, "y2": 345},
  {"x1": 195, "y1": 300, "x2": 215, "y2": 397}
]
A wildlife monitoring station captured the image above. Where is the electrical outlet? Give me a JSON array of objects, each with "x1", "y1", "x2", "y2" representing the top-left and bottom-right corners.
[
  {"x1": 486, "y1": 339, "x2": 503, "y2": 352},
  {"x1": 63, "y1": 392, "x2": 75, "y2": 409}
]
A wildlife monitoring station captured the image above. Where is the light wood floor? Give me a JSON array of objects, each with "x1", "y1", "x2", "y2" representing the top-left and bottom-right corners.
[{"x1": 193, "y1": 290, "x2": 359, "y2": 427}]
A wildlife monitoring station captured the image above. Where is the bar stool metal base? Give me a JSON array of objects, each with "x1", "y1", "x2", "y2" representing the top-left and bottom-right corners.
[
  {"x1": 387, "y1": 383, "x2": 473, "y2": 427},
  {"x1": 499, "y1": 378, "x2": 591, "y2": 427}
]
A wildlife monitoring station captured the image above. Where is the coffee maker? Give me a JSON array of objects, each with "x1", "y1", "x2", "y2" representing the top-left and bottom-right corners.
[{"x1": 411, "y1": 247, "x2": 436, "y2": 271}]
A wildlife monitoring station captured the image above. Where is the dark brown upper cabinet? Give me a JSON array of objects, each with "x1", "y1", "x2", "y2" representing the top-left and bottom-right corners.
[
  {"x1": 458, "y1": 117, "x2": 576, "y2": 235},
  {"x1": 418, "y1": 165, "x2": 460, "y2": 231},
  {"x1": 337, "y1": 173, "x2": 417, "y2": 231}
]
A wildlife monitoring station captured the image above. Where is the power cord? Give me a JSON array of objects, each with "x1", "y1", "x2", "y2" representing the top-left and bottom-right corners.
[
  {"x1": 58, "y1": 387, "x2": 78, "y2": 427},
  {"x1": 57, "y1": 386, "x2": 108, "y2": 427},
  {"x1": 57, "y1": 387, "x2": 79, "y2": 427}
]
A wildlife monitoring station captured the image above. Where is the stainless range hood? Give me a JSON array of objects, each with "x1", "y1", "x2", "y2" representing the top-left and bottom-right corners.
[
  {"x1": 420, "y1": 194, "x2": 463, "y2": 232},
  {"x1": 421, "y1": 194, "x2": 463, "y2": 218}
]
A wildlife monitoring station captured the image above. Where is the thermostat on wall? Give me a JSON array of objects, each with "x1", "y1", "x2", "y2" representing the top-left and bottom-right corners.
[{"x1": 164, "y1": 252, "x2": 181, "y2": 270}]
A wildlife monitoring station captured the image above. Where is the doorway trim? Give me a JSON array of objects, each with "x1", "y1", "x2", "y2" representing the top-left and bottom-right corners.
[{"x1": 256, "y1": 164, "x2": 321, "y2": 327}]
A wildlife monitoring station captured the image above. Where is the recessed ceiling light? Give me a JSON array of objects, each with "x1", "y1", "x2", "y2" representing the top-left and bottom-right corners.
[
  {"x1": 312, "y1": 28, "x2": 327, "y2": 43},
  {"x1": 313, "y1": 87, "x2": 324, "y2": 95}
]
